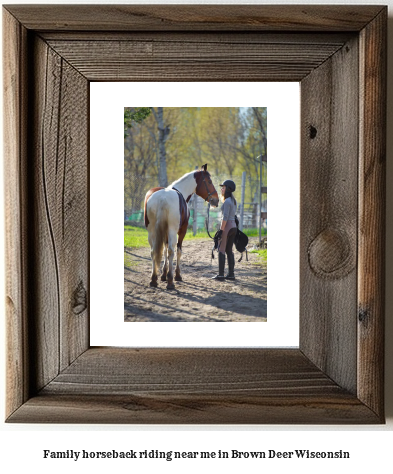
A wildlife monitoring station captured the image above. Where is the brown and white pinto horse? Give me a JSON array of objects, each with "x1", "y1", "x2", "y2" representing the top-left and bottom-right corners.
[{"x1": 144, "y1": 164, "x2": 219, "y2": 290}]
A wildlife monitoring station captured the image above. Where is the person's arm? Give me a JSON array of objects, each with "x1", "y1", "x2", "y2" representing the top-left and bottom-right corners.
[{"x1": 221, "y1": 200, "x2": 230, "y2": 230}]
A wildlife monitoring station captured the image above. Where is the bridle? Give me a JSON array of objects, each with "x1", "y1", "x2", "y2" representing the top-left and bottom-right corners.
[
  {"x1": 205, "y1": 201, "x2": 221, "y2": 263},
  {"x1": 198, "y1": 171, "x2": 217, "y2": 242},
  {"x1": 199, "y1": 171, "x2": 216, "y2": 205}
]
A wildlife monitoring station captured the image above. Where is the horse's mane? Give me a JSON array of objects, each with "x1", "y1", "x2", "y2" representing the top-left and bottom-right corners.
[{"x1": 168, "y1": 170, "x2": 197, "y2": 189}]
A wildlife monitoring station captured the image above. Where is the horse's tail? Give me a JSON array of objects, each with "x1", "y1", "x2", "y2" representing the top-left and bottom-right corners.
[{"x1": 144, "y1": 187, "x2": 165, "y2": 228}]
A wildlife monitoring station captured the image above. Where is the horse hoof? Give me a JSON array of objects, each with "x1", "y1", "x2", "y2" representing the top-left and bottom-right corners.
[
  {"x1": 161, "y1": 274, "x2": 167, "y2": 282},
  {"x1": 174, "y1": 275, "x2": 182, "y2": 282},
  {"x1": 166, "y1": 283, "x2": 176, "y2": 290},
  {"x1": 149, "y1": 281, "x2": 158, "y2": 288}
]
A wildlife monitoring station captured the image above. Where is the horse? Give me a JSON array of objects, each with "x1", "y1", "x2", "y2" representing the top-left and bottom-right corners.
[{"x1": 144, "y1": 164, "x2": 219, "y2": 290}]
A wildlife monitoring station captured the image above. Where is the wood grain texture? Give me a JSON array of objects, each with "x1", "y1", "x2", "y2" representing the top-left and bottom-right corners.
[
  {"x1": 31, "y1": 36, "x2": 89, "y2": 386},
  {"x1": 43, "y1": 348, "x2": 341, "y2": 395},
  {"x1": 358, "y1": 9, "x2": 387, "y2": 417},
  {"x1": 45, "y1": 38, "x2": 347, "y2": 82},
  {"x1": 3, "y1": 5, "x2": 386, "y2": 424},
  {"x1": 3, "y1": 5, "x2": 384, "y2": 31},
  {"x1": 7, "y1": 348, "x2": 380, "y2": 424},
  {"x1": 40, "y1": 31, "x2": 354, "y2": 44},
  {"x1": 300, "y1": 36, "x2": 359, "y2": 394},
  {"x1": 3, "y1": 9, "x2": 29, "y2": 417},
  {"x1": 9, "y1": 392, "x2": 379, "y2": 425}
]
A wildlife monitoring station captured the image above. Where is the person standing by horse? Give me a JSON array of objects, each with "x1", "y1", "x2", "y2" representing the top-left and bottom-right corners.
[{"x1": 212, "y1": 179, "x2": 237, "y2": 281}]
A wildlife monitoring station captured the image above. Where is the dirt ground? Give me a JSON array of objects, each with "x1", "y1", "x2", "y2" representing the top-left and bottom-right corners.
[{"x1": 124, "y1": 237, "x2": 267, "y2": 322}]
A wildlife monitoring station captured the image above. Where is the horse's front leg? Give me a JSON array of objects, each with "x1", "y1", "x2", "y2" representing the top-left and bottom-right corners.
[
  {"x1": 175, "y1": 223, "x2": 187, "y2": 282},
  {"x1": 161, "y1": 243, "x2": 168, "y2": 281}
]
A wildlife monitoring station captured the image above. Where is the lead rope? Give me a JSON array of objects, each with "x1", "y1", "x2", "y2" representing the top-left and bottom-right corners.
[
  {"x1": 205, "y1": 203, "x2": 216, "y2": 240},
  {"x1": 205, "y1": 203, "x2": 217, "y2": 264}
]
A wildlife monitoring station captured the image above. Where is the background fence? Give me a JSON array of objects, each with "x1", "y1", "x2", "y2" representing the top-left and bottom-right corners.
[{"x1": 125, "y1": 169, "x2": 267, "y2": 237}]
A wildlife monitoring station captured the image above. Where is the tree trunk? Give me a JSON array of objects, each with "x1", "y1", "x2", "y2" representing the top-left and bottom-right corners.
[{"x1": 156, "y1": 107, "x2": 169, "y2": 187}]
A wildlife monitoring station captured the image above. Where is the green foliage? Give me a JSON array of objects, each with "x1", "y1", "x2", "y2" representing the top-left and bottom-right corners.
[
  {"x1": 124, "y1": 106, "x2": 268, "y2": 240},
  {"x1": 124, "y1": 107, "x2": 151, "y2": 132},
  {"x1": 124, "y1": 107, "x2": 267, "y2": 211}
]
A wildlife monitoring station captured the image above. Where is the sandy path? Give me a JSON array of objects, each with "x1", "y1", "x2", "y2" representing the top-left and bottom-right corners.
[{"x1": 124, "y1": 238, "x2": 267, "y2": 322}]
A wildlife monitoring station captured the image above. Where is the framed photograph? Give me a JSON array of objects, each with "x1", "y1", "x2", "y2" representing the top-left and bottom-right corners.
[
  {"x1": 90, "y1": 82, "x2": 300, "y2": 347},
  {"x1": 4, "y1": 5, "x2": 386, "y2": 424},
  {"x1": 121, "y1": 104, "x2": 271, "y2": 323}
]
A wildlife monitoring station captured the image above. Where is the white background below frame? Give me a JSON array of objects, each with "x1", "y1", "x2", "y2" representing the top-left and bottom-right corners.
[{"x1": 90, "y1": 82, "x2": 300, "y2": 347}]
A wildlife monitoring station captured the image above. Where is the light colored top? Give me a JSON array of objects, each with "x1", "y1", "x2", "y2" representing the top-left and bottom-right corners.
[{"x1": 221, "y1": 196, "x2": 237, "y2": 222}]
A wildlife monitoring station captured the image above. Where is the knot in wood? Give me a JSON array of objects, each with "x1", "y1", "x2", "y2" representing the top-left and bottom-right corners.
[
  {"x1": 358, "y1": 307, "x2": 370, "y2": 325},
  {"x1": 309, "y1": 125, "x2": 317, "y2": 139},
  {"x1": 308, "y1": 228, "x2": 354, "y2": 279},
  {"x1": 73, "y1": 281, "x2": 87, "y2": 315}
]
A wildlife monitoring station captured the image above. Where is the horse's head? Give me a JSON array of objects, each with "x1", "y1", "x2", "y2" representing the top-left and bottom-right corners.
[{"x1": 194, "y1": 164, "x2": 219, "y2": 207}]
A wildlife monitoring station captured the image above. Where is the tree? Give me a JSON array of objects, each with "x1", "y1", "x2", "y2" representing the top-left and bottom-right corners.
[
  {"x1": 151, "y1": 107, "x2": 170, "y2": 187},
  {"x1": 124, "y1": 120, "x2": 157, "y2": 212},
  {"x1": 124, "y1": 107, "x2": 267, "y2": 214},
  {"x1": 229, "y1": 107, "x2": 267, "y2": 203},
  {"x1": 124, "y1": 107, "x2": 151, "y2": 134},
  {"x1": 252, "y1": 107, "x2": 267, "y2": 158}
]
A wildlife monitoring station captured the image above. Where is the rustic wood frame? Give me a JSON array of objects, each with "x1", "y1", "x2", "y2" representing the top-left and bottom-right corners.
[{"x1": 3, "y1": 5, "x2": 386, "y2": 424}]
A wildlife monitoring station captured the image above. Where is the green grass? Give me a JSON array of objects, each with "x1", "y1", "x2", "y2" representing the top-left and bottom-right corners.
[
  {"x1": 124, "y1": 225, "x2": 267, "y2": 248},
  {"x1": 183, "y1": 229, "x2": 213, "y2": 241},
  {"x1": 243, "y1": 227, "x2": 267, "y2": 238},
  {"x1": 249, "y1": 248, "x2": 267, "y2": 263},
  {"x1": 124, "y1": 226, "x2": 149, "y2": 248},
  {"x1": 124, "y1": 225, "x2": 212, "y2": 248}
]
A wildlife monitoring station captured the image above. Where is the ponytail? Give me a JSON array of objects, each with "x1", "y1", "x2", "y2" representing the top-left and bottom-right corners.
[{"x1": 224, "y1": 189, "x2": 237, "y2": 205}]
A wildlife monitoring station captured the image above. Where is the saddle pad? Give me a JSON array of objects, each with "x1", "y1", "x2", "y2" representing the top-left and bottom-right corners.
[{"x1": 173, "y1": 188, "x2": 190, "y2": 230}]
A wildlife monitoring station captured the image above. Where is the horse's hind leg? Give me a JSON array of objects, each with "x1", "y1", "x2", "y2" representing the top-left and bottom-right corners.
[
  {"x1": 175, "y1": 223, "x2": 187, "y2": 282},
  {"x1": 175, "y1": 245, "x2": 182, "y2": 281},
  {"x1": 148, "y1": 231, "x2": 158, "y2": 287},
  {"x1": 150, "y1": 252, "x2": 158, "y2": 287},
  {"x1": 166, "y1": 230, "x2": 177, "y2": 290},
  {"x1": 161, "y1": 242, "x2": 168, "y2": 281}
]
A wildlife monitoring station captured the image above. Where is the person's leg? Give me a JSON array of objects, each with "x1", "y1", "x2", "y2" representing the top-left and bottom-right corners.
[
  {"x1": 225, "y1": 228, "x2": 237, "y2": 280},
  {"x1": 212, "y1": 227, "x2": 230, "y2": 281},
  {"x1": 211, "y1": 252, "x2": 225, "y2": 280}
]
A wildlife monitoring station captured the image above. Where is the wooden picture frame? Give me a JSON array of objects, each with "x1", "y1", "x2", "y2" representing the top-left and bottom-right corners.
[{"x1": 3, "y1": 5, "x2": 386, "y2": 424}]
